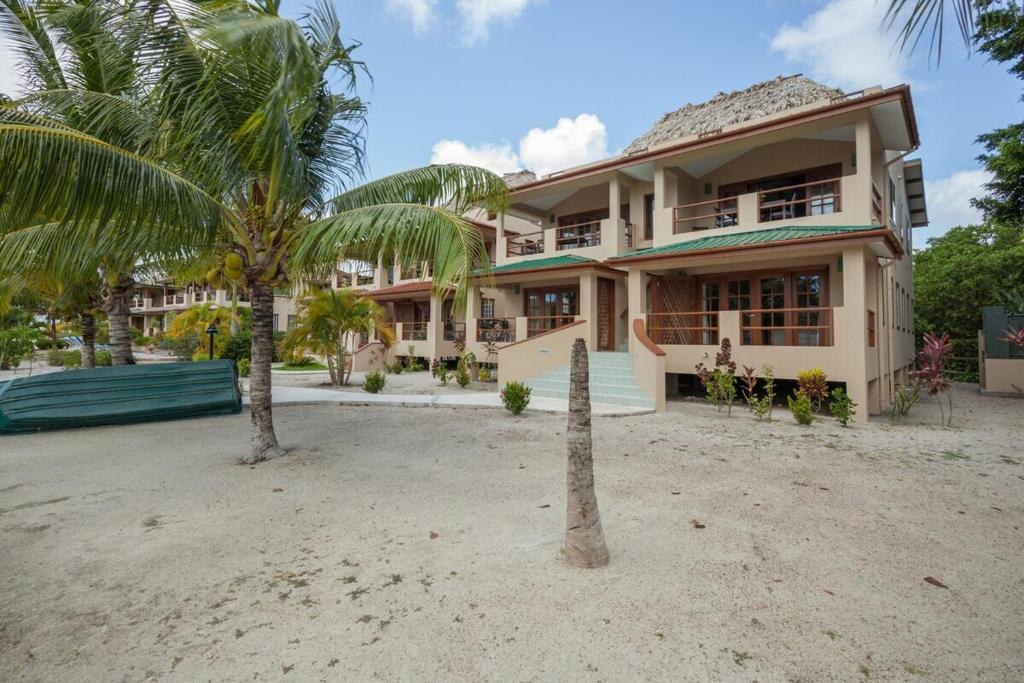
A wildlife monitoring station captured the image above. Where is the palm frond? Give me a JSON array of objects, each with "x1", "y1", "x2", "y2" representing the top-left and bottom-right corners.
[
  {"x1": 884, "y1": 0, "x2": 976, "y2": 62},
  {"x1": 294, "y1": 203, "x2": 491, "y2": 310},
  {"x1": 328, "y1": 164, "x2": 510, "y2": 216},
  {"x1": 0, "y1": 122, "x2": 228, "y2": 249},
  {"x1": 0, "y1": 0, "x2": 66, "y2": 93}
]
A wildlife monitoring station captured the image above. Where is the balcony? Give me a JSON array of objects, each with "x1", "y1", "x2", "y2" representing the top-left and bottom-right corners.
[
  {"x1": 672, "y1": 175, "x2": 843, "y2": 234},
  {"x1": 555, "y1": 220, "x2": 601, "y2": 251},
  {"x1": 527, "y1": 315, "x2": 577, "y2": 338},
  {"x1": 164, "y1": 294, "x2": 185, "y2": 306},
  {"x1": 476, "y1": 318, "x2": 516, "y2": 344},
  {"x1": 647, "y1": 308, "x2": 833, "y2": 347},
  {"x1": 506, "y1": 230, "x2": 545, "y2": 257},
  {"x1": 400, "y1": 322, "x2": 428, "y2": 341},
  {"x1": 646, "y1": 312, "x2": 719, "y2": 346}
]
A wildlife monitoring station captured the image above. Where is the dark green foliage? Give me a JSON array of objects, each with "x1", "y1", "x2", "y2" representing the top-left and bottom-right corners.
[
  {"x1": 501, "y1": 381, "x2": 531, "y2": 415},
  {"x1": 159, "y1": 332, "x2": 200, "y2": 361},
  {"x1": 237, "y1": 358, "x2": 251, "y2": 377},
  {"x1": 94, "y1": 350, "x2": 112, "y2": 366},
  {"x1": 221, "y1": 329, "x2": 252, "y2": 362},
  {"x1": 47, "y1": 348, "x2": 65, "y2": 366},
  {"x1": 362, "y1": 370, "x2": 386, "y2": 393},
  {"x1": 828, "y1": 387, "x2": 857, "y2": 427}
]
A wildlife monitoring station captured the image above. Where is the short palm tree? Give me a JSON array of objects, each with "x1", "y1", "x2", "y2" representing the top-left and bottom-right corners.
[
  {"x1": 283, "y1": 288, "x2": 394, "y2": 386},
  {"x1": 0, "y1": 1, "x2": 507, "y2": 463}
]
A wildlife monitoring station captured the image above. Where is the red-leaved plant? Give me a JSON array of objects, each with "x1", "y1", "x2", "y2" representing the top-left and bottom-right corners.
[
  {"x1": 910, "y1": 332, "x2": 953, "y2": 427},
  {"x1": 1006, "y1": 327, "x2": 1024, "y2": 353}
]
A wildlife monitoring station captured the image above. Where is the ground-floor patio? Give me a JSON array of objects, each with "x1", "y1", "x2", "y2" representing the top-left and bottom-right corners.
[{"x1": 1, "y1": 385, "x2": 1021, "y2": 681}]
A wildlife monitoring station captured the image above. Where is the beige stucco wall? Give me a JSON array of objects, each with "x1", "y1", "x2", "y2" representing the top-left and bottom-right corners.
[
  {"x1": 496, "y1": 321, "x2": 588, "y2": 388},
  {"x1": 981, "y1": 358, "x2": 1024, "y2": 394}
]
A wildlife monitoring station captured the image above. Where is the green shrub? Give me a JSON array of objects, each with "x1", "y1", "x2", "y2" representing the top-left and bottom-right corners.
[
  {"x1": 454, "y1": 354, "x2": 471, "y2": 388},
  {"x1": 237, "y1": 358, "x2": 251, "y2": 377},
  {"x1": 478, "y1": 366, "x2": 492, "y2": 382},
  {"x1": 748, "y1": 364, "x2": 775, "y2": 422},
  {"x1": 61, "y1": 349, "x2": 83, "y2": 368},
  {"x1": 890, "y1": 380, "x2": 922, "y2": 421},
  {"x1": 93, "y1": 350, "x2": 112, "y2": 366},
  {"x1": 501, "y1": 381, "x2": 531, "y2": 415},
  {"x1": 159, "y1": 332, "x2": 200, "y2": 361},
  {"x1": 363, "y1": 370, "x2": 386, "y2": 393},
  {"x1": 787, "y1": 391, "x2": 815, "y2": 425},
  {"x1": 221, "y1": 330, "x2": 252, "y2": 361},
  {"x1": 437, "y1": 366, "x2": 449, "y2": 385},
  {"x1": 796, "y1": 367, "x2": 829, "y2": 411},
  {"x1": 36, "y1": 338, "x2": 67, "y2": 350},
  {"x1": 386, "y1": 360, "x2": 404, "y2": 375},
  {"x1": 192, "y1": 349, "x2": 210, "y2": 361},
  {"x1": 47, "y1": 349, "x2": 65, "y2": 366},
  {"x1": 828, "y1": 387, "x2": 857, "y2": 427}
]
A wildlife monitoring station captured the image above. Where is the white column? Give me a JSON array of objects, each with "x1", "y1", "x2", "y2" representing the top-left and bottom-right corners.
[
  {"x1": 841, "y1": 245, "x2": 870, "y2": 424},
  {"x1": 627, "y1": 268, "x2": 647, "y2": 352}
]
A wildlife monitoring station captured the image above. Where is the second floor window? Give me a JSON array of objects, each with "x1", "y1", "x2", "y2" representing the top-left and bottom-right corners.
[
  {"x1": 643, "y1": 193, "x2": 655, "y2": 241},
  {"x1": 480, "y1": 297, "x2": 495, "y2": 319}
]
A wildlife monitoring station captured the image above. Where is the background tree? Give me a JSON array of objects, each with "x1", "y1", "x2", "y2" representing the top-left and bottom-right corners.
[
  {"x1": 283, "y1": 288, "x2": 394, "y2": 386},
  {"x1": 0, "y1": 1, "x2": 507, "y2": 463},
  {"x1": 564, "y1": 338, "x2": 609, "y2": 569},
  {"x1": 166, "y1": 304, "x2": 238, "y2": 360}
]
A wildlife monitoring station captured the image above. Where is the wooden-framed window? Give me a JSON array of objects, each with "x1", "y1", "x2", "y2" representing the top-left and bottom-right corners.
[
  {"x1": 524, "y1": 285, "x2": 579, "y2": 336},
  {"x1": 643, "y1": 193, "x2": 655, "y2": 241},
  {"x1": 557, "y1": 209, "x2": 608, "y2": 250},
  {"x1": 720, "y1": 163, "x2": 842, "y2": 222},
  {"x1": 867, "y1": 309, "x2": 876, "y2": 347},
  {"x1": 480, "y1": 297, "x2": 495, "y2": 319}
]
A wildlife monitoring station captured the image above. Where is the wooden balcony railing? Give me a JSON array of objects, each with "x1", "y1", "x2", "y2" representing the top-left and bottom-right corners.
[
  {"x1": 164, "y1": 294, "x2": 185, "y2": 306},
  {"x1": 506, "y1": 230, "x2": 545, "y2": 257},
  {"x1": 555, "y1": 220, "x2": 602, "y2": 251},
  {"x1": 673, "y1": 197, "x2": 738, "y2": 233},
  {"x1": 476, "y1": 318, "x2": 516, "y2": 343},
  {"x1": 646, "y1": 312, "x2": 719, "y2": 345},
  {"x1": 526, "y1": 315, "x2": 576, "y2": 338},
  {"x1": 757, "y1": 177, "x2": 841, "y2": 223},
  {"x1": 401, "y1": 322, "x2": 428, "y2": 341},
  {"x1": 740, "y1": 307, "x2": 833, "y2": 346},
  {"x1": 871, "y1": 182, "x2": 883, "y2": 224},
  {"x1": 355, "y1": 273, "x2": 374, "y2": 286}
]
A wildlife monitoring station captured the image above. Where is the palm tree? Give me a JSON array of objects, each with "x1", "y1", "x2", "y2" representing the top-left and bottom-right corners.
[
  {"x1": 0, "y1": 1, "x2": 507, "y2": 463},
  {"x1": 166, "y1": 303, "x2": 238, "y2": 359},
  {"x1": 564, "y1": 338, "x2": 609, "y2": 569},
  {"x1": 283, "y1": 288, "x2": 395, "y2": 386},
  {"x1": 884, "y1": 1, "x2": 1013, "y2": 61}
]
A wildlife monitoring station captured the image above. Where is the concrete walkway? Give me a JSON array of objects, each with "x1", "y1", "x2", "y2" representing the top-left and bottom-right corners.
[{"x1": 251, "y1": 386, "x2": 653, "y2": 417}]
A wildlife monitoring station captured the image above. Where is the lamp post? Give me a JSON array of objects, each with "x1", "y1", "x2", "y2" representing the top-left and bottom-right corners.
[{"x1": 206, "y1": 323, "x2": 218, "y2": 359}]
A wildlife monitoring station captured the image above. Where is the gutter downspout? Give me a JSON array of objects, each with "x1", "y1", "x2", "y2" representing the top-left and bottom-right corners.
[{"x1": 883, "y1": 146, "x2": 919, "y2": 168}]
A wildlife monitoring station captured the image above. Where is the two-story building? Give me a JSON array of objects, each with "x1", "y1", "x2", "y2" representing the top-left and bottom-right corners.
[{"x1": 470, "y1": 75, "x2": 927, "y2": 421}]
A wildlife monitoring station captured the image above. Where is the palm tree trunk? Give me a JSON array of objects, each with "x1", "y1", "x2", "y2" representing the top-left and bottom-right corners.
[
  {"x1": 564, "y1": 338, "x2": 609, "y2": 569},
  {"x1": 230, "y1": 282, "x2": 239, "y2": 335},
  {"x1": 245, "y1": 280, "x2": 283, "y2": 464},
  {"x1": 81, "y1": 313, "x2": 96, "y2": 369},
  {"x1": 105, "y1": 276, "x2": 135, "y2": 365}
]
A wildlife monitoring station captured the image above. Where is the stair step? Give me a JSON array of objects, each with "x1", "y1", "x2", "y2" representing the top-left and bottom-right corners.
[{"x1": 521, "y1": 354, "x2": 654, "y2": 410}]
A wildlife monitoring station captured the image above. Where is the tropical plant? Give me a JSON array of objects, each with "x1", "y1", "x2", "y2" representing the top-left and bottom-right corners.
[
  {"x1": 0, "y1": 0, "x2": 508, "y2": 463},
  {"x1": 749, "y1": 364, "x2": 776, "y2": 422},
  {"x1": 828, "y1": 387, "x2": 857, "y2": 427},
  {"x1": 0, "y1": 326, "x2": 39, "y2": 369},
  {"x1": 501, "y1": 380, "x2": 531, "y2": 415},
  {"x1": 167, "y1": 304, "x2": 237, "y2": 360},
  {"x1": 362, "y1": 370, "x2": 386, "y2": 393},
  {"x1": 563, "y1": 338, "x2": 609, "y2": 568},
  {"x1": 454, "y1": 354, "x2": 471, "y2": 388},
  {"x1": 695, "y1": 338, "x2": 738, "y2": 414},
  {"x1": 283, "y1": 288, "x2": 393, "y2": 386},
  {"x1": 739, "y1": 365, "x2": 757, "y2": 408},
  {"x1": 891, "y1": 379, "x2": 924, "y2": 421},
  {"x1": 437, "y1": 365, "x2": 449, "y2": 385},
  {"x1": 796, "y1": 367, "x2": 830, "y2": 412},
  {"x1": 478, "y1": 366, "x2": 492, "y2": 382},
  {"x1": 910, "y1": 332, "x2": 955, "y2": 426},
  {"x1": 1006, "y1": 326, "x2": 1024, "y2": 352},
  {"x1": 788, "y1": 392, "x2": 815, "y2": 426},
  {"x1": 237, "y1": 358, "x2": 251, "y2": 378}
]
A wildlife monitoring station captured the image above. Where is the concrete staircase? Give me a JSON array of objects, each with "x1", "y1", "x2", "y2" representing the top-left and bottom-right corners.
[{"x1": 523, "y1": 351, "x2": 655, "y2": 410}]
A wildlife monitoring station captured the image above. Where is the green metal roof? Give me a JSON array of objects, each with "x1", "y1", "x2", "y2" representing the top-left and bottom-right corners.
[
  {"x1": 610, "y1": 225, "x2": 883, "y2": 261},
  {"x1": 482, "y1": 254, "x2": 597, "y2": 275}
]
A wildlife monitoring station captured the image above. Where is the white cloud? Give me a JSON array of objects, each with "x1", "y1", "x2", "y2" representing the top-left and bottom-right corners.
[
  {"x1": 384, "y1": 0, "x2": 437, "y2": 33},
  {"x1": 518, "y1": 113, "x2": 608, "y2": 176},
  {"x1": 430, "y1": 139, "x2": 521, "y2": 174},
  {"x1": 770, "y1": 0, "x2": 912, "y2": 91},
  {"x1": 922, "y1": 169, "x2": 991, "y2": 239},
  {"x1": 456, "y1": 0, "x2": 539, "y2": 44},
  {"x1": 430, "y1": 113, "x2": 610, "y2": 177}
]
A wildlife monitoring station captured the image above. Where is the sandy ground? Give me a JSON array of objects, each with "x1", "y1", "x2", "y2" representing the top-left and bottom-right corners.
[
  {"x1": 1, "y1": 385, "x2": 1022, "y2": 682},
  {"x1": 270, "y1": 368, "x2": 496, "y2": 395}
]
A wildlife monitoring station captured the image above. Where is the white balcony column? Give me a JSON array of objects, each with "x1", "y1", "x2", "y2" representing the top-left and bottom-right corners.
[
  {"x1": 609, "y1": 176, "x2": 626, "y2": 252},
  {"x1": 626, "y1": 268, "x2": 647, "y2": 351},
  {"x1": 854, "y1": 116, "x2": 874, "y2": 221},
  {"x1": 578, "y1": 272, "x2": 599, "y2": 350},
  {"x1": 841, "y1": 245, "x2": 870, "y2": 423},
  {"x1": 653, "y1": 164, "x2": 678, "y2": 244},
  {"x1": 514, "y1": 316, "x2": 528, "y2": 343},
  {"x1": 428, "y1": 293, "x2": 444, "y2": 360}
]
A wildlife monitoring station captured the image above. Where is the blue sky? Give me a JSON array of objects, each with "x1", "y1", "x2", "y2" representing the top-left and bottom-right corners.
[
  {"x1": 1, "y1": 0, "x2": 1019, "y2": 242},
  {"x1": 330, "y1": 0, "x2": 1020, "y2": 242}
]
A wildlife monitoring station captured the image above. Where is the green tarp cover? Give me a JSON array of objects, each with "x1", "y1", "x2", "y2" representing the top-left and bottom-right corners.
[{"x1": 0, "y1": 360, "x2": 241, "y2": 434}]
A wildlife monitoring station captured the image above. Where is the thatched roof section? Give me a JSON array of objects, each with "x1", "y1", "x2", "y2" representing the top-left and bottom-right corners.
[
  {"x1": 623, "y1": 75, "x2": 844, "y2": 154},
  {"x1": 502, "y1": 170, "x2": 537, "y2": 188}
]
